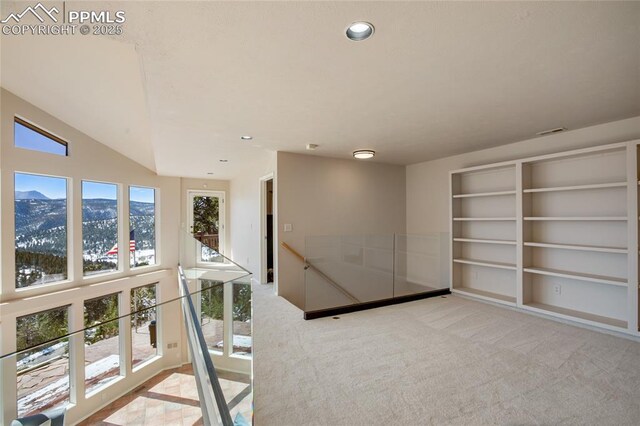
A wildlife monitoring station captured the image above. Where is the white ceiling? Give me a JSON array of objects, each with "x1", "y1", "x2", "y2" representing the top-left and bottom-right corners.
[{"x1": 2, "y1": 1, "x2": 639, "y2": 179}]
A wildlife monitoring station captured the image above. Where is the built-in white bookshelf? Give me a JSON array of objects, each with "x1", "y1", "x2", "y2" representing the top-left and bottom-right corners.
[
  {"x1": 450, "y1": 141, "x2": 640, "y2": 336},
  {"x1": 451, "y1": 164, "x2": 518, "y2": 306}
]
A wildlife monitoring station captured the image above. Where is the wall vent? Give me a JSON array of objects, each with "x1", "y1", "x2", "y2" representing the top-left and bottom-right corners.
[{"x1": 536, "y1": 127, "x2": 567, "y2": 136}]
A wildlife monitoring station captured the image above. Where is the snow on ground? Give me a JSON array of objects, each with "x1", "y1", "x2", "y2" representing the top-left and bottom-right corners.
[{"x1": 18, "y1": 355, "x2": 120, "y2": 415}]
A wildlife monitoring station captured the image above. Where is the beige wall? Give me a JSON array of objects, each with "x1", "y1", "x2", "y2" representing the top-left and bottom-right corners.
[
  {"x1": 0, "y1": 88, "x2": 185, "y2": 424},
  {"x1": 276, "y1": 152, "x2": 407, "y2": 308},
  {"x1": 407, "y1": 116, "x2": 640, "y2": 235}
]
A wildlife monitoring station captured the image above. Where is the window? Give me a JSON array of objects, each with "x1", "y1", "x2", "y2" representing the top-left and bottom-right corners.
[
  {"x1": 131, "y1": 284, "x2": 158, "y2": 368},
  {"x1": 16, "y1": 306, "x2": 70, "y2": 417},
  {"x1": 129, "y1": 186, "x2": 156, "y2": 267},
  {"x1": 15, "y1": 173, "x2": 68, "y2": 288},
  {"x1": 82, "y1": 181, "x2": 119, "y2": 276},
  {"x1": 14, "y1": 117, "x2": 68, "y2": 156},
  {"x1": 84, "y1": 293, "x2": 121, "y2": 394},
  {"x1": 200, "y1": 280, "x2": 224, "y2": 352},
  {"x1": 232, "y1": 281, "x2": 252, "y2": 355}
]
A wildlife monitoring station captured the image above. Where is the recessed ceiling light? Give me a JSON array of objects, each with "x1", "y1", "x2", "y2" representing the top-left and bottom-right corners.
[
  {"x1": 219, "y1": 159, "x2": 228, "y2": 162},
  {"x1": 240, "y1": 135, "x2": 253, "y2": 140},
  {"x1": 353, "y1": 150, "x2": 375, "y2": 159},
  {"x1": 346, "y1": 21, "x2": 374, "y2": 41}
]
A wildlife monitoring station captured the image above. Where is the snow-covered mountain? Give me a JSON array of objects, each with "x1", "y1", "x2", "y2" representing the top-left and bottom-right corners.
[{"x1": 15, "y1": 190, "x2": 50, "y2": 200}]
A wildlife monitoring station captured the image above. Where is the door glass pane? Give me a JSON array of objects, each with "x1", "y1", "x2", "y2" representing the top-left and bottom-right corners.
[
  {"x1": 131, "y1": 284, "x2": 158, "y2": 368},
  {"x1": 15, "y1": 173, "x2": 68, "y2": 288},
  {"x1": 82, "y1": 181, "x2": 118, "y2": 276},
  {"x1": 200, "y1": 279, "x2": 224, "y2": 352},
  {"x1": 232, "y1": 281, "x2": 252, "y2": 356},
  {"x1": 84, "y1": 293, "x2": 121, "y2": 394},
  {"x1": 16, "y1": 307, "x2": 70, "y2": 417},
  {"x1": 192, "y1": 195, "x2": 221, "y2": 262}
]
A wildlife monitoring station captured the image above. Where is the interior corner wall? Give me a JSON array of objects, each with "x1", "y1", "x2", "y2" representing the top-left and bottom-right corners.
[
  {"x1": 406, "y1": 116, "x2": 640, "y2": 283},
  {"x1": 276, "y1": 152, "x2": 407, "y2": 309}
]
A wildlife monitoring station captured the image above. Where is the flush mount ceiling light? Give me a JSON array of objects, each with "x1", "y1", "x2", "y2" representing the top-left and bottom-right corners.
[
  {"x1": 353, "y1": 150, "x2": 375, "y2": 159},
  {"x1": 536, "y1": 127, "x2": 567, "y2": 136},
  {"x1": 346, "y1": 21, "x2": 374, "y2": 41},
  {"x1": 240, "y1": 135, "x2": 253, "y2": 140}
]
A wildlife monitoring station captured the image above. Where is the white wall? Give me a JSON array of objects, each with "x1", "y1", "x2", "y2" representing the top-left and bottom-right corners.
[
  {"x1": 229, "y1": 153, "x2": 277, "y2": 280},
  {"x1": 0, "y1": 88, "x2": 185, "y2": 424},
  {"x1": 276, "y1": 152, "x2": 407, "y2": 309},
  {"x1": 407, "y1": 116, "x2": 640, "y2": 234}
]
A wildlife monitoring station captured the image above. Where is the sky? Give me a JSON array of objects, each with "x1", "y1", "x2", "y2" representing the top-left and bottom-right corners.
[
  {"x1": 15, "y1": 173, "x2": 66, "y2": 199},
  {"x1": 82, "y1": 181, "x2": 117, "y2": 200},
  {"x1": 130, "y1": 186, "x2": 155, "y2": 203},
  {"x1": 15, "y1": 121, "x2": 67, "y2": 156}
]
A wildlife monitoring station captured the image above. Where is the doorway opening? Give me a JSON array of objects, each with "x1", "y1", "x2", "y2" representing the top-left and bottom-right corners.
[
  {"x1": 187, "y1": 190, "x2": 225, "y2": 263},
  {"x1": 260, "y1": 175, "x2": 275, "y2": 285}
]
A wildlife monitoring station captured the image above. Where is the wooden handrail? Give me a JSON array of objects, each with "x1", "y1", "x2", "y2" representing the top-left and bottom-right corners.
[{"x1": 280, "y1": 242, "x2": 360, "y2": 304}]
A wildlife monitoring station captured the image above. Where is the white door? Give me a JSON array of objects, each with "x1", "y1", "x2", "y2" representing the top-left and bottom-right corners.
[{"x1": 187, "y1": 191, "x2": 225, "y2": 262}]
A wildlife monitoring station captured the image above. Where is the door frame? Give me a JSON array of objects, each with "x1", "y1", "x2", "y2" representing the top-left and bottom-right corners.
[
  {"x1": 259, "y1": 173, "x2": 277, "y2": 290},
  {"x1": 186, "y1": 190, "x2": 226, "y2": 258}
]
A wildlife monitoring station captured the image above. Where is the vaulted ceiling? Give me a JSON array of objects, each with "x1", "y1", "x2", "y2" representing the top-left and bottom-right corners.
[{"x1": 2, "y1": 1, "x2": 639, "y2": 178}]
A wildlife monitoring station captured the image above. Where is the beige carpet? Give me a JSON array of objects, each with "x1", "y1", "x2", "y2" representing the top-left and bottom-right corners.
[{"x1": 253, "y1": 285, "x2": 640, "y2": 425}]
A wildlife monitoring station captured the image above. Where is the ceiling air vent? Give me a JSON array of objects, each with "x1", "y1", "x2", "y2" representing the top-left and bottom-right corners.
[{"x1": 536, "y1": 127, "x2": 567, "y2": 136}]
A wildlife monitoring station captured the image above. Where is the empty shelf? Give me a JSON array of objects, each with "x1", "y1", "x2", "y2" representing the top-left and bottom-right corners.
[
  {"x1": 524, "y1": 217, "x2": 627, "y2": 221},
  {"x1": 523, "y1": 267, "x2": 627, "y2": 287},
  {"x1": 453, "y1": 217, "x2": 516, "y2": 221},
  {"x1": 454, "y1": 258, "x2": 516, "y2": 270},
  {"x1": 524, "y1": 302, "x2": 627, "y2": 329},
  {"x1": 452, "y1": 287, "x2": 516, "y2": 304},
  {"x1": 454, "y1": 238, "x2": 517, "y2": 245},
  {"x1": 524, "y1": 182, "x2": 627, "y2": 193},
  {"x1": 452, "y1": 190, "x2": 516, "y2": 198},
  {"x1": 524, "y1": 242, "x2": 627, "y2": 254}
]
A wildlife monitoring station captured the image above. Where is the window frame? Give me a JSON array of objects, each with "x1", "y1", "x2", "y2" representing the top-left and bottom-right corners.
[
  {"x1": 81, "y1": 180, "x2": 122, "y2": 278},
  {"x1": 14, "y1": 116, "x2": 69, "y2": 157},
  {"x1": 130, "y1": 282, "x2": 161, "y2": 370},
  {"x1": 15, "y1": 304, "x2": 72, "y2": 417},
  {"x1": 83, "y1": 292, "x2": 123, "y2": 396},
  {"x1": 128, "y1": 185, "x2": 159, "y2": 270},
  {"x1": 14, "y1": 171, "x2": 72, "y2": 291}
]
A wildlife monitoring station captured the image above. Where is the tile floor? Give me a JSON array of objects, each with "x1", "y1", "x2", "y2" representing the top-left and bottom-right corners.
[{"x1": 80, "y1": 364, "x2": 251, "y2": 425}]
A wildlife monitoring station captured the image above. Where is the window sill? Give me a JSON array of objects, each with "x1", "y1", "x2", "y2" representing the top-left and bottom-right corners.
[
  {"x1": 85, "y1": 375, "x2": 125, "y2": 400},
  {"x1": 132, "y1": 354, "x2": 161, "y2": 373}
]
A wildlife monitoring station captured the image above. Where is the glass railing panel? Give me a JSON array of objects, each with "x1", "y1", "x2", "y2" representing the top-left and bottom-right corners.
[
  {"x1": 84, "y1": 293, "x2": 122, "y2": 395},
  {"x1": 179, "y1": 266, "x2": 234, "y2": 426},
  {"x1": 130, "y1": 283, "x2": 159, "y2": 369},
  {"x1": 181, "y1": 229, "x2": 250, "y2": 286},
  {"x1": 16, "y1": 335, "x2": 71, "y2": 418},
  {"x1": 394, "y1": 233, "x2": 449, "y2": 297},
  {"x1": 304, "y1": 234, "x2": 394, "y2": 311},
  {"x1": 232, "y1": 278, "x2": 252, "y2": 356},
  {"x1": 3, "y1": 254, "x2": 251, "y2": 424},
  {"x1": 302, "y1": 233, "x2": 450, "y2": 314},
  {"x1": 200, "y1": 279, "x2": 226, "y2": 353}
]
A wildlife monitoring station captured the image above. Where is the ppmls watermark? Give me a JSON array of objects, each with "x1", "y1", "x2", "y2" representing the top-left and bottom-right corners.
[{"x1": 1, "y1": 2, "x2": 125, "y2": 36}]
